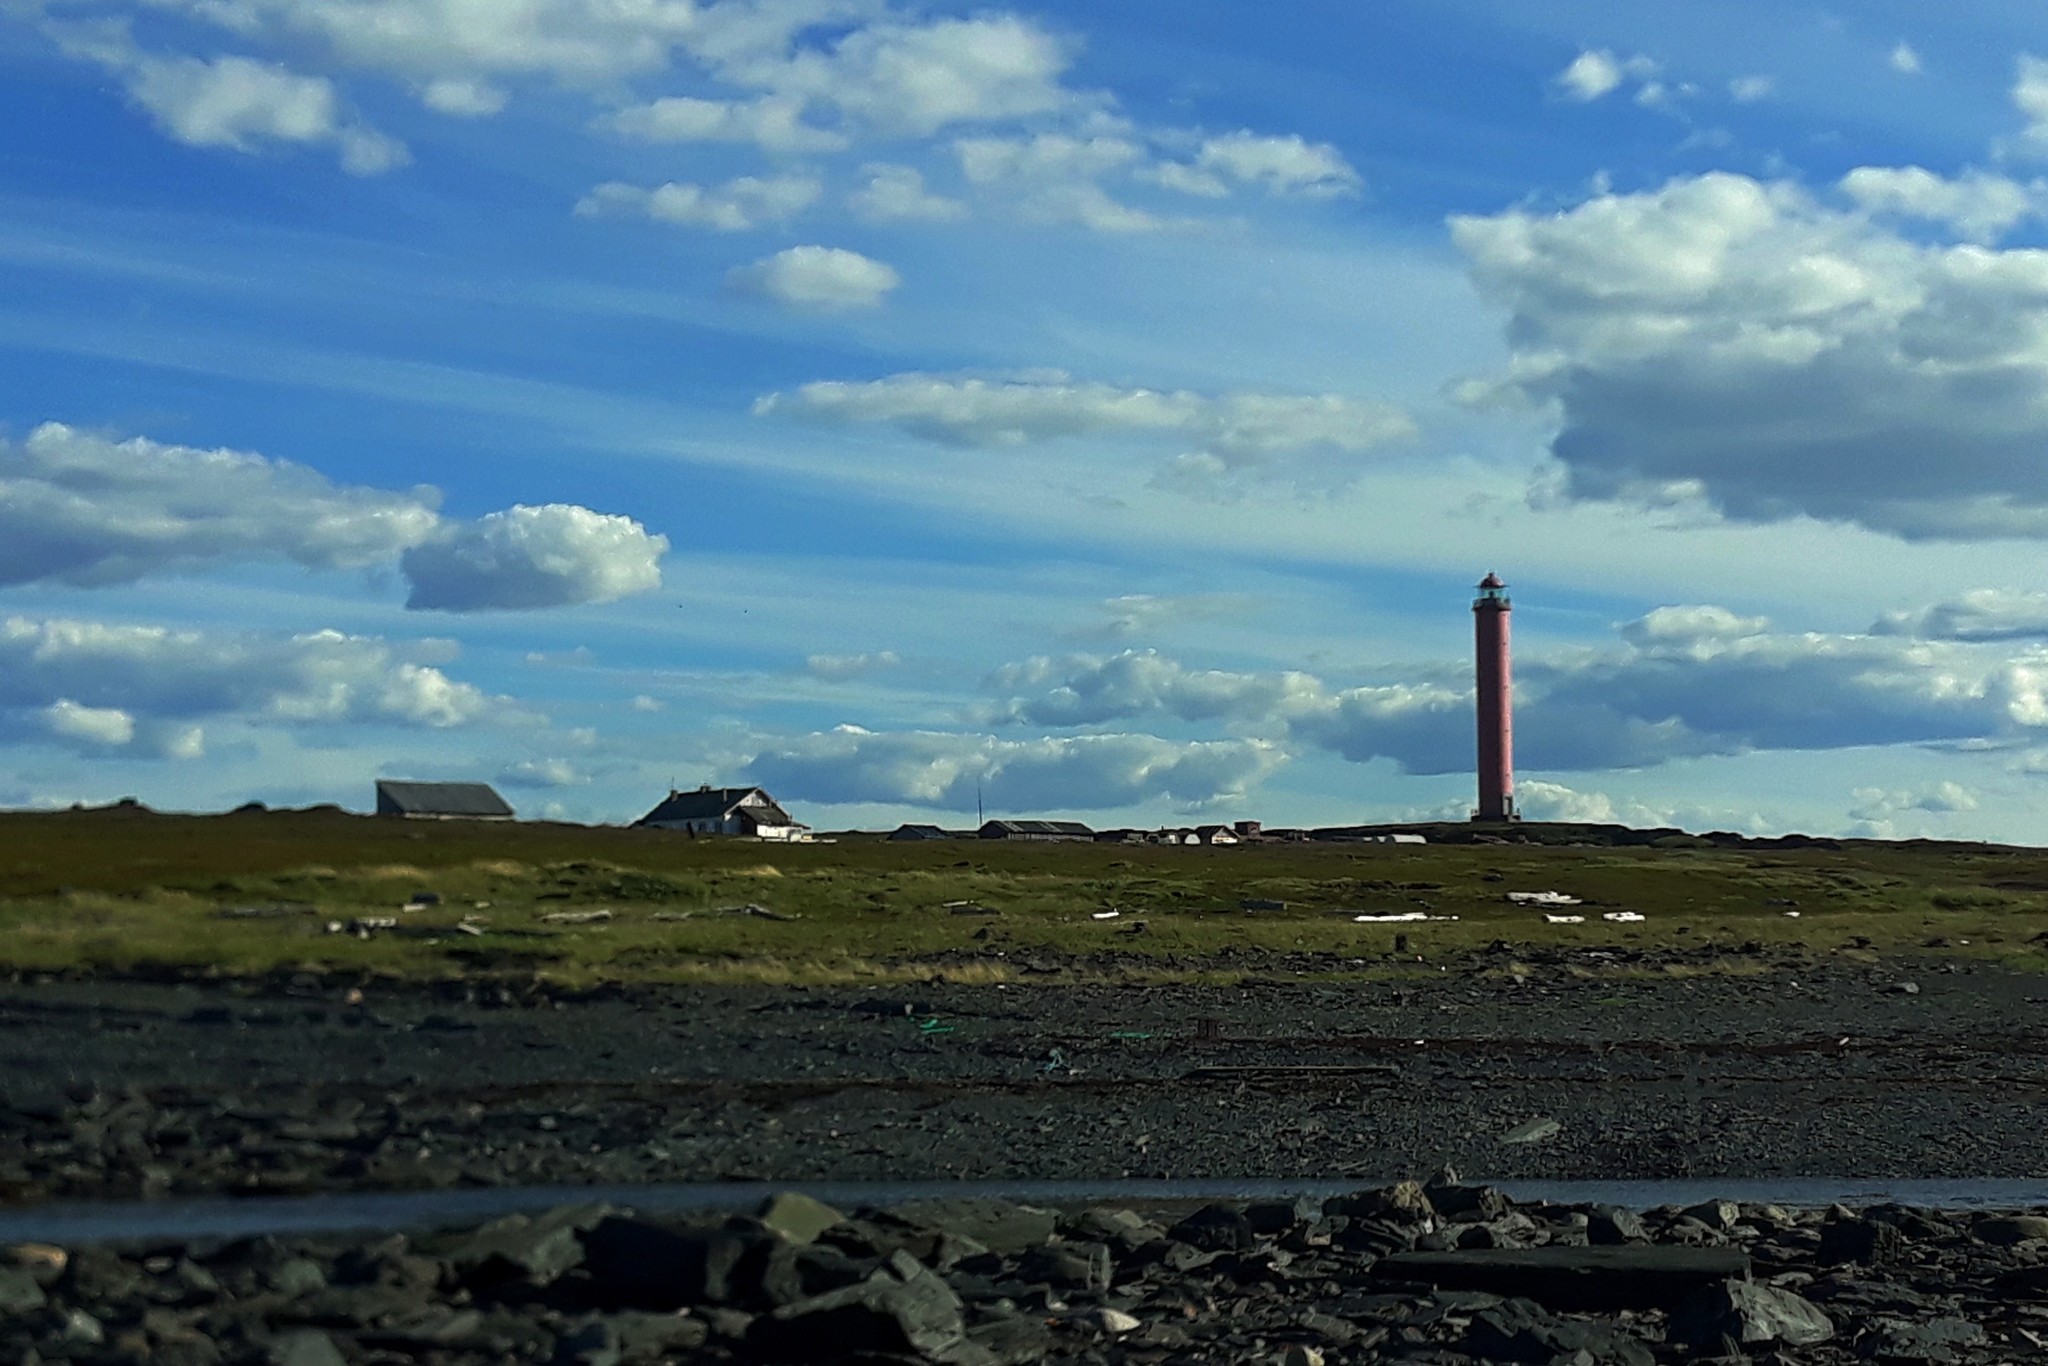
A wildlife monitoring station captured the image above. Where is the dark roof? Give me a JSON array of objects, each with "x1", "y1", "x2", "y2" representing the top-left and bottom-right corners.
[
  {"x1": 637, "y1": 786, "x2": 797, "y2": 827},
  {"x1": 889, "y1": 824, "x2": 951, "y2": 839},
  {"x1": 1479, "y1": 571, "x2": 1506, "y2": 589},
  {"x1": 375, "y1": 780, "x2": 514, "y2": 818},
  {"x1": 980, "y1": 819, "x2": 1095, "y2": 836}
]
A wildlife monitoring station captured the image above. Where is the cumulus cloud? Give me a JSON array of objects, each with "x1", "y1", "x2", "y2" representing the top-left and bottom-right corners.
[
  {"x1": 765, "y1": 14, "x2": 1078, "y2": 137},
  {"x1": 807, "y1": 651, "x2": 901, "y2": 681},
  {"x1": 1180, "y1": 131, "x2": 1360, "y2": 198},
  {"x1": 1891, "y1": 42, "x2": 1923, "y2": 75},
  {"x1": 1873, "y1": 589, "x2": 2048, "y2": 641},
  {"x1": 36, "y1": 699, "x2": 205, "y2": 760},
  {"x1": 848, "y1": 163, "x2": 967, "y2": 222},
  {"x1": 741, "y1": 724, "x2": 1284, "y2": 810},
  {"x1": 1553, "y1": 49, "x2": 1656, "y2": 102},
  {"x1": 1076, "y1": 593, "x2": 1256, "y2": 641},
  {"x1": 1839, "y1": 166, "x2": 2036, "y2": 243},
  {"x1": 754, "y1": 371, "x2": 1414, "y2": 478},
  {"x1": 0, "y1": 422, "x2": 440, "y2": 588},
  {"x1": 954, "y1": 132, "x2": 1165, "y2": 231},
  {"x1": 726, "y1": 246, "x2": 900, "y2": 309},
  {"x1": 498, "y1": 758, "x2": 590, "y2": 788},
  {"x1": 1453, "y1": 170, "x2": 2048, "y2": 539},
  {"x1": 575, "y1": 175, "x2": 821, "y2": 231},
  {"x1": 1850, "y1": 780, "x2": 1978, "y2": 822},
  {"x1": 1728, "y1": 75, "x2": 1773, "y2": 103},
  {"x1": 0, "y1": 616, "x2": 496, "y2": 741},
  {"x1": 402, "y1": 504, "x2": 668, "y2": 612},
  {"x1": 58, "y1": 32, "x2": 410, "y2": 175},
  {"x1": 985, "y1": 601, "x2": 2048, "y2": 777},
  {"x1": 2013, "y1": 55, "x2": 2048, "y2": 158},
  {"x1": 601, "y1": 93, "x2": 845, "y2": 152}
]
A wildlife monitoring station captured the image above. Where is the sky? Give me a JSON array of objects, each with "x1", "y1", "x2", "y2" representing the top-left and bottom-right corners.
[{"x1": 8, "y1": 1, "x2": 2048, "y2": 840}]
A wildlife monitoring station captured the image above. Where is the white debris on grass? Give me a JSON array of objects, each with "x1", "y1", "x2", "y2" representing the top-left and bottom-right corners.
[
  {"x1": 1543, "y1": 913, "x2": 1585, "y2": 925},
  {"x1": 1602, "y1": 911, "x2": 1646, "y2": 923},
  {"x1": 1092, "y1": 910, "x2": 1122, "y2": 920},
  {"x1": 1352, "y1": 911, "x2": 1459, "y2": 922},
  {"x1": 1508, "y1": 891, "x2": 1581, "y2": 906},
  {"x1": 539, "y1": 909, "x2": 614, "y2": 925}
]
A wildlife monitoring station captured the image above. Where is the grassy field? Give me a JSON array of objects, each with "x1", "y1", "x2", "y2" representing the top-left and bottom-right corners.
[{"x1": 4, "y1": 806, "x2": 2048, "y2": 985}]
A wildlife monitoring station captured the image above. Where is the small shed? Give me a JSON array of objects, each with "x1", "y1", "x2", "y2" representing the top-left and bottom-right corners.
[
  {"x1": 1194, "y1": 825, "x2": 1241, "y2": 846},
  {"x1": 888, "y1": 824, "x2": 953, "y2": 841},
  {"x1": 978, "y1": 819, "x2": 1095, "y2": 842},
  {"x1": 375, "y1": 780, "x2": 514, "y2": 821},
  {"x1": 637, "y1": 786, "x2": 809, "y2": 841}
]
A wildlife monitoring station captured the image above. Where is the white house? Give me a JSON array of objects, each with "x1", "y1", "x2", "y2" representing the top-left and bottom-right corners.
[{"x1": 635, "y1": 786, "x2": 809, "y2": 840}]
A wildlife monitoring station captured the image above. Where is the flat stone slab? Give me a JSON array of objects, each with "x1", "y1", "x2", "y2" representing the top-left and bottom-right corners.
[{"x1": 1372, "y1": 1246, "x2": 1751, "y2": 1310}]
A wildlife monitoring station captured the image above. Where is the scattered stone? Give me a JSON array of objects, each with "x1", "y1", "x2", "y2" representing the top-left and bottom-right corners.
[
  {"x1": 1859, "y1": 1315, "x2": 1985, "y2": 1362},
  {"x1": 758, "y1": 1192, "x2": 846, "y2": 1245},
  {"x1": 749, "y1": 1250, "x2": 982, "y2": 1363},
  {"x1": 895, "y1": 1200, "x2": 1057, "y2": 1255},
  {"x1": 0, "y1": 1267, "x2": 47, "y2": 1314},
  {"x1": 1818, "y1": 1215, "x2": 1908, "y2": 1266},
  {"x1": 1084, "y1": 1307, "x2": 1141, "y2": 1335},
  {"x1": 1974, "y1": 1215, "x2": 2048, "y2": 1246},
  {"x1": 1374, "y1": 1245, "x2": 1751, "y2": 1310},
  {"x1": 266, "y1": 1329, "x2": 348, "y2": 1366},
  {"x1": 1587, "y1": 1207, "x2": 1647, "y2": 1246},
  {"x1": 1499, "y1": 1116, "x2": 1561, "y2": 1145},
  {"x1": 1670, "y1": 1279, "x2": 1834, "y2": 1353}
]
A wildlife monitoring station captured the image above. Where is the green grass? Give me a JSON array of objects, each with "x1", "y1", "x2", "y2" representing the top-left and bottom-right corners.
[{"x1": 2, "y1": 807, "x2": 2046, "y2": 985}]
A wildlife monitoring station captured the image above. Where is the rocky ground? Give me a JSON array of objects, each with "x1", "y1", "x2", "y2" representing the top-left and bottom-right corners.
[
  {"x1": 7, "y1": 1177, "x2": 2048, "y2": 1364},
  {"x1": 2, "y1": 945, "x2": 2047, "y2": 1203}
]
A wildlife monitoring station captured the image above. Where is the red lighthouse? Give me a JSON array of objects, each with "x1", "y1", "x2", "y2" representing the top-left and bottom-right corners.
[{"x1": 1473, "y1": 572, "x2": 1516, "y2": 822}]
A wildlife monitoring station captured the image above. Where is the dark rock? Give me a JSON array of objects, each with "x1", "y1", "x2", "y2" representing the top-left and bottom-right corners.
[
  {"x1": 611, "y1": 1311, "x2": 708, "y2": 1359},
  {"x1": 758, "y1": 1192, "x2": 846, "y2": 1245},
  {"x1": 891, "y1": 1200, "x2": 1056, "y2": 1256},
  {"x1": 264, "y1": 1258, "x2": 327, "y2": 1298},
  {"x1": 551, "y1": 1320, "x2": 621, "y2": 1366},
  {"x1": 266, "y1": 1330, "x2": 347, "y2": 1366},
  {"x1": 1170, "y1": 1203, "x2": 1255, "y2": 1251},
  {"x1": 445, "y1": 1207, "x2": 596, "y2": 1289},
  {"x1": 1373, "y1": 1246, "x2": 1751, "y2": 1311},
  {"x1": 967, "y1": 1313, "x2": 1056, "y2": 1365},
  {"x1": 752, "y1": 1240, "x2": 872, "y2": 1307},
  {"x1": 1587, "y1": 1207, "x2": 1647, "y2": 1246},
  {"x1": 1974, "y1": 1215, "x2": 2048, "y2": 1246},
  {"x1": 1244, "y1": 1198, "x2": 1313, "y2": 1236},
  {"x1": 1819, "y1": 1217, "x2": 1908, "y2": 1267},
  {"x1": 1062, "y1": 1207, "x2": 1164, "y2": 1253},
  {"x1": 1464, "y1": 1296, "x2": 1654, "y2": 1366},
  {"x1": 1680, "y1": 1199, "x2": 1741, "y2": 1232},
  {"x1": 749, "y1": 1250, "x2": 986, "y2": 1363},
  {"x1": 1426, "y1": 1180, "x2": 1511, "y2": 1222},
  {"x1": 0, "y1": 1267, "x2": 45, "y2": 1314},
  {"x1": 1857, "y1": 1315, "x2": 1985, "y2": 1362},
  {"x1": 1670, "y1": 1279, "x2": 1834, "y2": 1353},
  {"x1": 1014, "y1": 1242, "x2": 1110, "y2": 1291},
  {"x1": 1326, "y1": 1180, "x2": 1435, "y2": 1226},
  {"x1": 583, "y1": 1217, "x2": 762, "y2": 1309}
]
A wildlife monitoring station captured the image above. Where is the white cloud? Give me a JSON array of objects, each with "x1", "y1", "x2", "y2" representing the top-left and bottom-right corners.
[
  {"x1": 1839, "y1": 166, "x2": 2036, "y2": 243},
  {"x1": 755, "y1": 372, "x2": 1415, "y2": 477},
  {"x1": 2013, "y1": 55, "x2": 2048, "y2": 158},
  {"x1": 42, "y1": 699, "x2": 135, "y2": 749},
  {"x1": 1891, "y1": 41, "x2": 1923, "y2": 76},
  {"x1": 421, "y1": 77, "x2": 508, "y2": 117},
  {"x1": 498, "y1": 758, "x2": 590, "y2": 788},
  {"x1": 1553, "y1": 49, "x2": 1655, "y2": 103},
  {"x1": 1453, "y1": 170, "x2": 2048, "y2": 540},
  {"x1": 1186, "y1": 131, "x2": 1360, "y2": 198},
  {"x1": 0, "y1": 616, "x2": 496, "y2": 734},
  {"x1": 763, "y1": 13, "x2": 1079, "y2": 137},
  {"x1": 630, "y1": 694, "x2": 664, "y2": 712},
  {"x1": 847, "y1": 163, "x2": 967, "y2": 222},
  {"x1": 1728, "y1": 75, "x2": 1773, "y2": 103},
  {"x1": 1873, "y1": 589, "x2": 2048, "y2": 641},
  {"x1": 1850, "y1": 781, "x2": 1978, "y2": 822},
  {"x1": 741, "y1": 724, "x2": 1284, "y2": 810},
  {"x1": 104, "y1": 47, "x2": 408, "y2": 174},
  {"x1": 0, "y1": 422, "x2": 441, "y2": 588},
  {"x1": 807, "y1": 650, "x2": 901, "y2": 681},
  {"x1": 726, "y1": 245, "x2": 900, "y2": 310},
  {"x1": 1619, "y1": 605, "x2": 1771, "y2": 647},
  {"x1": 575, "y1": 174, "x2": 821, "y2": 231},
  {"x1": 954, "y1": 132, "x2": 1165, "y2": 231},
  {"x1": 402, "y1": 504, "x2": 668, "y2": 611},
  {"x1": 601, "y1": 93, "x2": 845, "y2": 153}
]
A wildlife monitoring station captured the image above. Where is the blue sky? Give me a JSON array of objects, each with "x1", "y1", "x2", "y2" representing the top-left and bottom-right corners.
[{"x1": 8, "y1": 0, "x2": 2048, "y2": 840}]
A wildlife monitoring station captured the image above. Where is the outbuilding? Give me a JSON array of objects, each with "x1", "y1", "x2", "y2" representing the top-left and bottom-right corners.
[
  {"x1": 978, "y1": 819, "x2": 1095, "y2": 842},
  {"x1": 374, "y1": 780, "x2": 515, "y2": 821}
]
